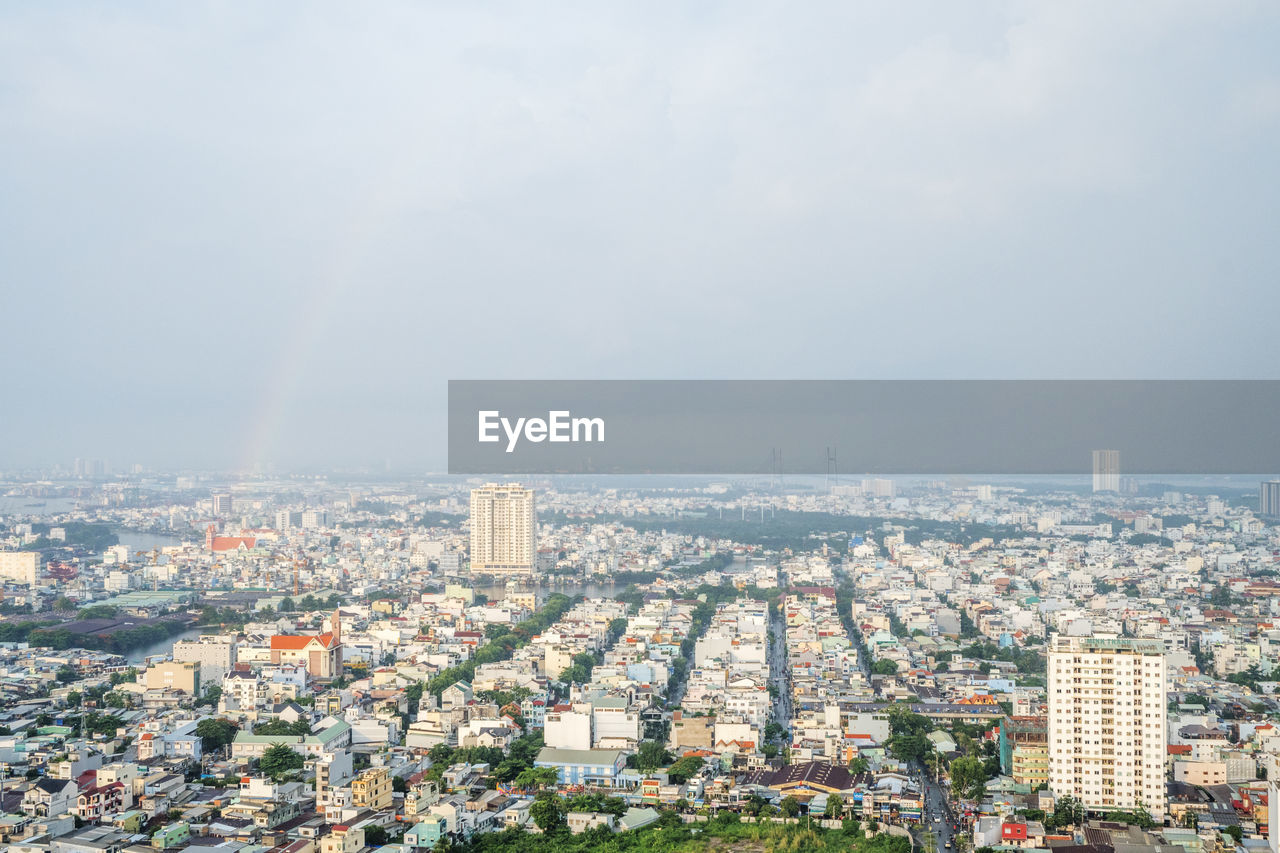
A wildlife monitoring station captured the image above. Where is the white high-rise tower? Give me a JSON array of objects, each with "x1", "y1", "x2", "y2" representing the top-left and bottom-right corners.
[
  {"x1": 1092, "y1": 450, "x2": 1120, "y2": 493},
  {"x1": 469, "y1": 483, "x2": 536, "y2": 575},
  {"x1": 1048, "y1": 635, "x2": 1166, "y2": 821}
]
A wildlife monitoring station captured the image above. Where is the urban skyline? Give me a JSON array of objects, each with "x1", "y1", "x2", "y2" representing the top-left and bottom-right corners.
[{"x1": 2, "y1": 2, "x2": 1279, "y2": 853}]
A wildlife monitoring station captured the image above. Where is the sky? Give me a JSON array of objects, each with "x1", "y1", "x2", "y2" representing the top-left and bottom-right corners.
[{"x1": 1, "y1": 1, "x2": 1278, "y2": 471}]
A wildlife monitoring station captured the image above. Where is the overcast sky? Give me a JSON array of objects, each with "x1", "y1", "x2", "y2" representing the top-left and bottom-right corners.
[{"x1": 2, "y1": 2, "x2": 1278, "y2": 471}]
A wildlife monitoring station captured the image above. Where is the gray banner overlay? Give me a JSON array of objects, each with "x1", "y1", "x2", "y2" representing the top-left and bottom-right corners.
[{"x1": 448, "y1": 380, "x2": 1280, "y2": 475}]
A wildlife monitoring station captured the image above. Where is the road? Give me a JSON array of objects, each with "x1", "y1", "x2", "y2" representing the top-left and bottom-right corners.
[
  {"x1": 838, "y1": 567, "x2": 958, "y2": 853},
  {"x1": 768, "y1": 600, "x2": 793, "y2": 733},
  {"x1": 914, "y1": 758, "x2": 958, "y2": 853}
]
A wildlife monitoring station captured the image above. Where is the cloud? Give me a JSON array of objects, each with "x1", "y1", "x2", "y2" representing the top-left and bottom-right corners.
[{"x1": 0, "y1": 1, "x2": 1277, "y2": 468}]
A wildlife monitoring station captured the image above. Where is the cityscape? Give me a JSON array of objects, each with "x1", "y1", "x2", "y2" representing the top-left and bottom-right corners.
[
  {"x1": 3, "y1": 3, "x2": 1278, "y2": 853},
  {"x1": 0, "y1": 467, "x2": 1279, "y2": 853}
]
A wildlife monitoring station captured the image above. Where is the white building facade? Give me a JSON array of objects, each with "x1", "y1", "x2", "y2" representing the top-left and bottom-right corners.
[{"x1": 1048, "y1": 635, "x2": 1167, "y2": 820}]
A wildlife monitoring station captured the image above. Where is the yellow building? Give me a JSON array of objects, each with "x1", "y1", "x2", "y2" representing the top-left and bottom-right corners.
[
  {"x1": 351, "y1": 767, "x2": 393, "y2": 811},
  {"x1": 143, "y1": 660, "x2": 201, "y2": 695},
  {"x1": 0, "y1": 551, "x2": 41, "y2": 586}
]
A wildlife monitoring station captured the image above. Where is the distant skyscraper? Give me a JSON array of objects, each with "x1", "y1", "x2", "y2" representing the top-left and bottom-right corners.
[
  {"x1": 212, "y1": 493, "x2": 233, "y2": 515},
  {"x1": 1261, "y1": 481, "x2": 1280, "y2": 519},
  {"x1": 1048, "y1": 635, "x2": 1166, "y2": 821},
  {"x1": 301, "y1": 509, "x2": 328, "y2": 530},
  {"x1": 469, "y1": 483, "x2": 536, "y2": 576},
  {"x1": 1092, "y1": 450, "x2": 1120, "y2": 493},
  {"x1": 275, "y1": 509, "x2": 303, "y2": 530}
]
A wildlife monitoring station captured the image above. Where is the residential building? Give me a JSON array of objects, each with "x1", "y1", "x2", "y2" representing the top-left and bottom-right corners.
[
  {"x1": 534, "y1": 747, "x2": 627, "y2": 787},
  {"x1": 1092, "y1": 450, "x2": 1120, "y2": 493},
  {"x1": 0, "y1": 551, "x2": 41, "y2": 586},
  {"x1": 351, "y1": 767, "x2": 393, "y2": 811},
  {"x1": 270, "y1": 611, "x2": 343, "y2": 678},
  {"x1": 143, "y1": 661, "x2": 200, "y2": 695},
  {"x1": 1047, "y1": 635, "x2": 1166, "y2": 820},
  {"x1": 1261, "y1": 480, "x2": 1280, "y2": 518},
  {"x1": 469, "y1": 484, "x2": 536, "y2": 575}
]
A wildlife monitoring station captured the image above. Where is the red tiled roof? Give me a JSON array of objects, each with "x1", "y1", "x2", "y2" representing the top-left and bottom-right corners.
[
  {"x1": 271, "y1": 632, "x2": 338, "y2": 650},
  {"x1": 211, "y1": 536, "x2": 257, "y2": 552}
]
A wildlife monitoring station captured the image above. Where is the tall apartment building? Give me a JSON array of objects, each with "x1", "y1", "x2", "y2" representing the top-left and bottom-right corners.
[
  {"x1": 275, "y1": 510, "x2": 303, "y2": 530},
  {"x1": 301, "y1": 509, "x2": 328, "y2": 530},
  {"x1": 212, "y1": 493, "x2": 234, "y2": 515},
  {"x1": 1048, "y1": 635, "x2": 1166, "y2": 820},
  {"x1": 1092, "y1": 450, "x2": 1120, "y2": 493},
  {"x1": 469, "y1": 483, "x2": 536, "y2": 575},
  {"x1": 0, "y1": 551, "x2": 42, "y2": 587},
  {"x1": 173, "y1": 638, "x2": 237, "y2": 685},
  {"x1": 1261, "y1": 481, "x2": 1280, "y2": 519}
]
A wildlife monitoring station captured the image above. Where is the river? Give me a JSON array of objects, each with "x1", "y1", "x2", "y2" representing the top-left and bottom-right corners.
[
  {"x1": 114, "y1": 530, "x2": 186, "y2": 558},
  {"x1": 472, "y1": 580, "x2": 622, "y2": 600},
  {"x1": 124, "y1": 625, "x2": 206, "y2": 664},
  {"x1": 0, "y1": 496, "x2": 82, "y2": 516}
]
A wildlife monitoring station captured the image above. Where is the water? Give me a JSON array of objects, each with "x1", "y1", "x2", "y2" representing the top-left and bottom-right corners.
[
  {"x1": 0, "y1": 496, "x2": 80, "y2": 516},
  {"x1": 114, "y1": 530, "x2": 186, "y2": 556},
  {"x1": 472, "y1": 580, "x2": 621, "y2": 600},
  {"x1": 124, "y1": 625, "x2": 205, "y2": 664}
]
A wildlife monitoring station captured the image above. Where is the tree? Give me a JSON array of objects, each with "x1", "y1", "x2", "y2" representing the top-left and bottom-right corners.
[
  {"x1": 110, "y1": 668, "x2": 138, "y2": 686},
  {"x1": 887, "y1": 708, "x2": 933, "y2": 736},
  {"x1": 780, "y1": 796, "x2": 801, "y2": 818},
  {"x1": 1049, "y1": 795, "x2": 1083, "y2": 830},
  {"x1": 196, "y1": 718, "x2": 238, "y2": 753},
  {"x1": 259, "y1": 743, "x2": 305, "y2": 779},
  {"x1": 1224, "y1": 825, "x2": 1243, "y2": 844},
  {"x1": 871, "y1": 659, "x2": 899, "y2": 676},
  {"x1": 889, "y1": 733, "x2": 932, "y2": 763},
  {"x1": 1104, "y1": 806, "x2": 1155, "y2": 830},
  {"x1": 635, "y1": 740, "x2": 673, "y2": 772},
  {"x1": 197, "y1": 685, "x2": 222, "y2": 708},
  {"x1": 279, "y1": 597, "x2": 296, "y2": 613},
  {"x1": 667, "y1": 755, "x2": 704, "y2": 784},
  {"x1": 364, "y1": 825, "x2": 388, "y2": 846},
  {"x1": 849, "y1": 756, "x2": 870, "y2": 774},
  {"x1": 515, "y1": 767, "x2": 559, "y2": 790},
  {"x1": 530, "y1": 791, "x2": 565, "y2": 832},
  {"x1": 56, "y1": 665, "x2": 77, "y2": 684},
  {"x1": 824, "y1": 796, "x2": 844, "y2": 819},
  {"x1": 949, "y1": 756, "x2": 987, "y2": 800},
  {"x1": 254, "y1": 718, "x2": 312, "y2": 737},
  {"x1": 66, "y1": 691, "x2": 82, "y2": 708}
]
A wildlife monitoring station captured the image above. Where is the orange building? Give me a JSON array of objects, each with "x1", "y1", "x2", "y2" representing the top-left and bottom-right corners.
[{"x1": 270, "y1": 611, "x2": 344, "y2": 678}]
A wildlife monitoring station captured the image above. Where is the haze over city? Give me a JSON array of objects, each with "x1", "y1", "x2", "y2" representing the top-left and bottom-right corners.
[
  {"x1": 4, "y1": 5, "x2": 1280, "y2": 853},
  {"x1": 3, "y1": 2, "x2": 1279, "y2": 469}
]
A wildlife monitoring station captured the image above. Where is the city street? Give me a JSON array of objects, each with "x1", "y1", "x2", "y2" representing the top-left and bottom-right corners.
[
  {"x1": 768, "y1": 601, "x2": 793, "y2": 734},
  {"x1": 914, "y1": 759, "x2": 957, "y2": 853}
]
